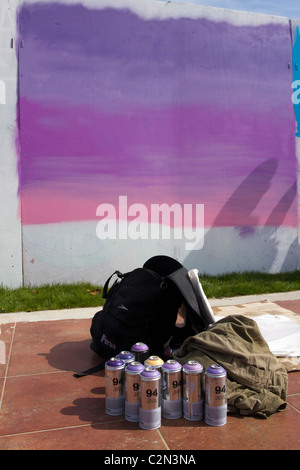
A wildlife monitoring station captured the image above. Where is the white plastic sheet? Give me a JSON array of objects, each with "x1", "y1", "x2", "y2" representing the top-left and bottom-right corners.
[
  {"x1": 253, "y1": 314, "x2": 300, "y2": 357},
  {"x1": 214, "y1": 313, "x2": 300, "y2": 358}
]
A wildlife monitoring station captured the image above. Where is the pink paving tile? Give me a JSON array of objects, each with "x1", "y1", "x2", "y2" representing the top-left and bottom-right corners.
[
  {"x1": 7, "y1": 336, "x2": 102, "y2": 377},
  {"x1": 159, "y1": 404, "x2": 300, "y2": 450},
  {"x1": 0, "y1": 371, "x2": 111, "y2": 436},
  {"x1": 0, "y1": 422, "x2": 167, "y2": 450},
  {"x1": 287, "y1": 371, "x2": 300, "y2": 395},
  {"x1": 0, "y1": 323, "x2": 15, "y2": 378},
  {"x1": 12, "y1": 318, "x2": 92, "y2": 343},
  {"x1": 1, "y1": 315, "x2": 300, "y2": 450},
  {"x1": 275, "y1": 300, "x2": 300, "y2": 315},
  {"x1": 6, "y1": 318, "x2": 103, "y2": 377},
  {"x1": 287, "y1": 394, "x2": 300, "y2": 412}
]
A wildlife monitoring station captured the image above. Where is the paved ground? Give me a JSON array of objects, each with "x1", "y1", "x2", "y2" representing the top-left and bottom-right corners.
[{"x1": 0, "y1": 292, "x2": 299, "y2": 450}]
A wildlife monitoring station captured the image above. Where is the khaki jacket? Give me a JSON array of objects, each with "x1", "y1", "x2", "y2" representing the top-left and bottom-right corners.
[{"x1": 173, "y1": 315, "x2": 288, "y2": 418}]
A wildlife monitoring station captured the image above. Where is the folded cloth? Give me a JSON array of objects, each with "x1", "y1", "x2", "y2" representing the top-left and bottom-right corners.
[{"x1": 173, "y1": 315, "x2": 288, "y2": 418}]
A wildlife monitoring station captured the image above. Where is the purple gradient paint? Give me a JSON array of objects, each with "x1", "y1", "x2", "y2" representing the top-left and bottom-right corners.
[{"x1": 17, "y1": 3, "x2": 297, "y2": 233}]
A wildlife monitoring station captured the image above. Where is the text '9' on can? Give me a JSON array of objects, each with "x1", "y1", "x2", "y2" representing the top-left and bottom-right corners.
[
  {"x1": 105, "y1": 357, "x2": 125, "y2": 416},
  {"x1": 125, "y1": 361, "x2": 144, "y2": 422},
  {"x1": 131, "y1": 342, "x2": 149, "y2": 363},
  {"x1": 205, "y1": 364, "x2": 227, "y2": 426},
  {"x1": 183, "y1": 360, "x2": 204, "y2": 421},
  {"x1": 162, "y1": 360, "x2": 182, "y2": 419},
  {"x1": 139, "y1": 366, "x2": 161, "y2": 430}
]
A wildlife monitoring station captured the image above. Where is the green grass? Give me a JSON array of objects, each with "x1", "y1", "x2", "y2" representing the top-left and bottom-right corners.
[
  {"x1": 1, "y1": 271, "x2": 300, "y2": 314},
  {"x1": 199, "y1": 270, "x2": 300, "y2": 299},
  {"x1": 0, "y1": 282, "x2": 105, "y2": 314}
]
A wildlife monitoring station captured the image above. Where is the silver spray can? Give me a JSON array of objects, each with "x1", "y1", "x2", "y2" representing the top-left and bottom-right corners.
[
  {"x1": 125, "y1": 361, "x2": 144, "y2": 422},
  {"x1": 117, "y1": 350, "x2": 135, "y2": 366},
  {"x1": 162, "y1": 360, "x2": 182, "y2": 419},
  {"x1": 183, "y1": 360, "x2": 204, "y2": 421},
  {"x1": 105, "y1": 357, "x2": 125, "y2": 416},
  {"x1": 117, "y1": 350, "x2": 135, "y2": 382},
  {"x1": 139, "y1": 366, "x2": 161, "y2": 430},
  {"x1": 205, "y1": 364, "x2": 227, "y2": 426}
]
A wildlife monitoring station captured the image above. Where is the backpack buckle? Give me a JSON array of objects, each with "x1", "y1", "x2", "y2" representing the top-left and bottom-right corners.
[{"x1": 160, "y1": 280, "x2": 168, "y2": 290}]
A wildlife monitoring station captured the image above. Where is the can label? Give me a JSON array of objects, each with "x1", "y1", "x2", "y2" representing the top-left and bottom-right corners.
[
  {"x1": 163, "y1": 370, "x2": 182, "y2": 401},
  {"x1": 205, "y1": 364, "x2": 227, "y2": 426},
  {"x1": 139, "y1": 367, "x2": 161, "y2": 430},
  {"x1": 140, "y1": 378, "x2": 160, "y2": 410},
  {"x1": 105, "y1": 368, "x2": 124, "y2": 398},
  {"x1": 105, "y1": 358, "x2": 125, "y2": 416},
  {"x1": 183, "y1": 369, "x2": 203, "y2": 421},
  {"x1": 205, "y1": 375, "x2": 226, "y2": 407},
  {"x1": 125, "y1": 373, "x2": 140, "y2": 422},
  {"x1": 162, "y1": 361, "x2": 182, "y2": 419},
  {"x1": 125, "y1": 372, "x2": 140, "y2": 404},
  {"x1": 125, "y1": 362, "x2": 144, "y2": 423}
]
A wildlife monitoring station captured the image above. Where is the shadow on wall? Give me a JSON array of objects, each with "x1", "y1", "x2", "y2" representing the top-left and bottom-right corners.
[{"x1": 185, "y1": 158, "x2": 297, "y2": 274}]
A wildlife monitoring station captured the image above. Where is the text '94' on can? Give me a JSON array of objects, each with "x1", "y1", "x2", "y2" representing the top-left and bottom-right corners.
[
  {"x1": 105, "y1": 357, "x2": 125, "y2": 416},
  {"x1": 162, "y1": 360, "x2": 182, "y2": 419},
  {"x1": 125, "y1": 361, "x2": 144, "y2": 422},
  {"x1": 183, "y1": 360, "x2": 204, "y2": 421},
  {"x1": 205, "y1": 364, "x2": 227, "y2": 426},
  {"x1": 139, "y1": 366, "x2": 161, "y2": 430}
]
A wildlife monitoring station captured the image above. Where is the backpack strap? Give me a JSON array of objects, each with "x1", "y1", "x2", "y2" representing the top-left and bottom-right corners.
[
  {"x1": 74, "y1": 271, "x2": 124, "y2": 379},
  {"x1": 102, "y1": 270, "x2": 124, "y2": 298},
  {"x1": 73, "y1": 360, "x2": 106, "y2": 378}
]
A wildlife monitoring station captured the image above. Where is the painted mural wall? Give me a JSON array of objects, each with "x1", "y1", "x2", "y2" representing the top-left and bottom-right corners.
[
  {"x1": 0, "y1": 0, "x2": 299, "y2": 287},
  {"x1": 0, "y1": 0, "x2": 22, "y2": 288}
]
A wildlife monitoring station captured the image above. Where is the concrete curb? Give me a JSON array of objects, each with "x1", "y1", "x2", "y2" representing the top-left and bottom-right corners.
[
  {"x1": 0, "y1": 306, "x2": 99, "y2": 324},
  {"x1": 208, "y1": 290, "x2": 300, "y2": 306}
]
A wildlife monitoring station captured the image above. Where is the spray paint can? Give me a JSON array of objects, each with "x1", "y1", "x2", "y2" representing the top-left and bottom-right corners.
[
  {"x1": 162, "y1": 360, "x2": 182, "y2": 419},
  {"x1": 125, "y1": 361, "x2": 144, "y2": 422},
  {"x1": 182, "y1": 360, "x2": 204, "y2": 421},
  {"x1": 131, "y1": 342, "x2": 150, "y2": 363},
  {"x1": 105, "y1": 357, "x2": 125, "y2": 416},
  {"x1": 117, "y1": 350, "x2": 135, "y2": 366},
  {"x1": 144, "y1": 355, "x2": 164, "y2": 374},
  {"x1": 139, "y1": 366, "x2": 161, "y2": 430},
  {"x1": 117, "y1": 350, "x2": 134, "y2": 382},
  {"x1": 205, "y1": 364, "x2": 227, "y2": 426}
]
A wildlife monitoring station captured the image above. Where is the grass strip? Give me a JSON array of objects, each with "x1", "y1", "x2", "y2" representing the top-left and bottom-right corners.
[
  {"x1": 1, "y1": 271, "x2": 300, "y2": 314},
  {"x1": 0, "y1": 282, "x2": 104, "y2": 313}
]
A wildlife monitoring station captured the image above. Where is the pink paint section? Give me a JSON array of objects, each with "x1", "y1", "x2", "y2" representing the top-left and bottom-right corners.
[
  {"x1": 21, "y1": 183, "x2": 297, "y2": 229},
  {"x1": 21, "y1": 188, "x2": 97, "y2": 225}
]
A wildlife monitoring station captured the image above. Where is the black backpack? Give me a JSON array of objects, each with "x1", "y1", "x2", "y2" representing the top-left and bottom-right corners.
[{"x1": 74, "y1": 255, "x2": 214, "y2": 377}]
